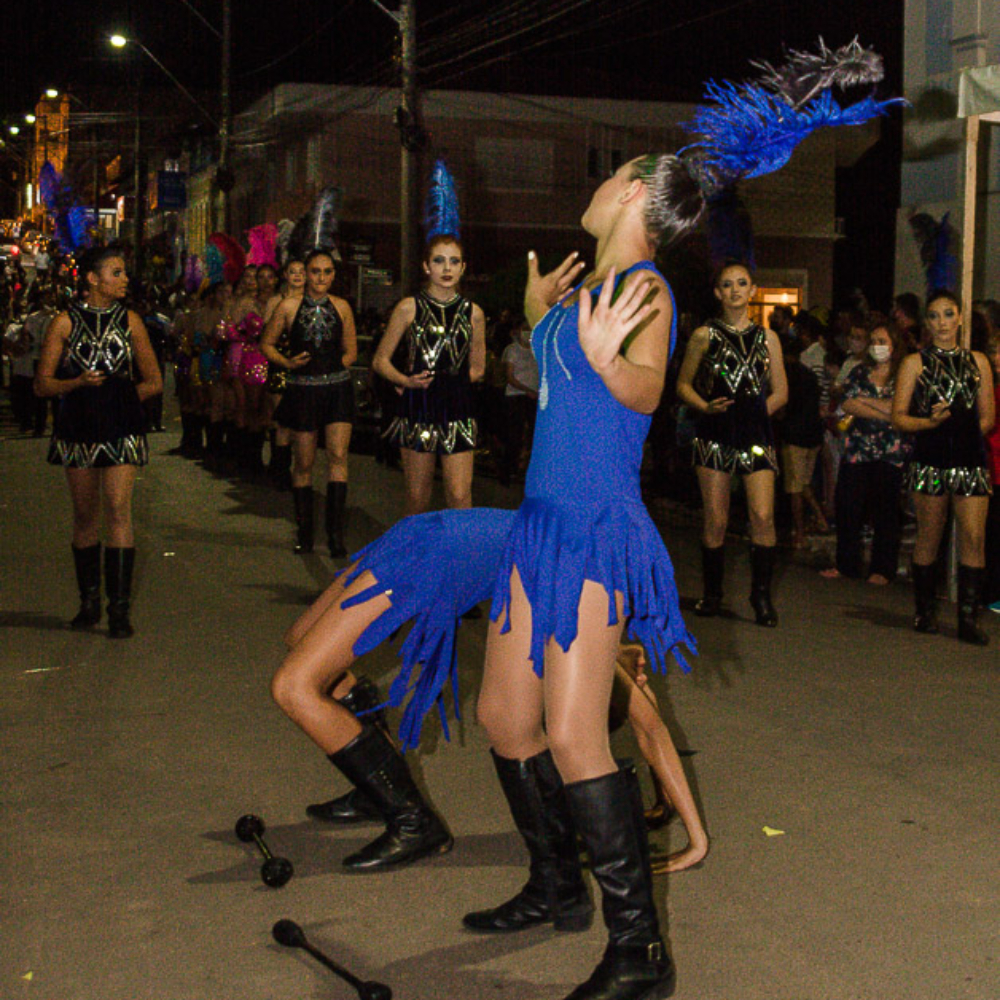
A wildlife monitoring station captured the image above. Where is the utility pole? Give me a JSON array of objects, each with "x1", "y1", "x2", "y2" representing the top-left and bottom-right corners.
[
  {"x1": 398, "y1": 0, "x2": 422, "y2": 288},
  {"x1": 217, "y1": 0, "x2": 232, "y2": 233}
]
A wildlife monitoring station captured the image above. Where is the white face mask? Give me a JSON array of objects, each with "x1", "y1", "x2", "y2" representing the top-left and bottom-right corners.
[{"x1": 869, "y1": 344, "x2": 891, "y2": 363}]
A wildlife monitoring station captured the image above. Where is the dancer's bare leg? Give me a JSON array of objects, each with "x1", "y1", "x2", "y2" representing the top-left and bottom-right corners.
[
  {"x1": 543, "y1": 582, "x2": 626, "y2": 784},
  {"x1": 271, "y1": 569, "x2": 391, "y2": 754},
  {"x1": 477, "y1": 567, "x2": 545, "y2": 758},
  {"x1": 616, "y1": 645, "x2": 709, "y2": 873}
]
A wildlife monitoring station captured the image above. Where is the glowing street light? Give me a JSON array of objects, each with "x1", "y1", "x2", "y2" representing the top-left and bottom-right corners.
[
  {"x1": 110, "y1": 34, "x2": 128, "y2": 48},
  {"x1": 25, "y1": 114, "x2": 36, "y2": 124},
  {"x1": 9, "y1": 125, "x2": 20, "y2": 135},
  {"x1": 45, "y1": 89, "x2": 59, "y2": 98}
]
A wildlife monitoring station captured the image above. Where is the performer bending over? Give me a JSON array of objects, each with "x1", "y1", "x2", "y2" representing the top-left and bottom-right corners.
[
  {"x1": 675, "y1": 261, "x2": 787, "y2": 626},
  {"x1": 271, "y1": 507, "x2": 709, "y2": 881}
]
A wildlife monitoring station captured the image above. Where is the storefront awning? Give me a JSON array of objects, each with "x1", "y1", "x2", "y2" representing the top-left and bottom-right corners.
[{"x1": 957, "y1": 64, "x2": 1000, "y2": 121}]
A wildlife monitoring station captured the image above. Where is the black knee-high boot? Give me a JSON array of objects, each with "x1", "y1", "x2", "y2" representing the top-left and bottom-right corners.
[
  {"x1": 957, "y1": 565, "x2": 989, "y2": 646},
  {"x1": 912, "y1": 561, "x2": 939, "y2": 634},
  {"x1": 749, "y1": 544, "x2": 778, "y2": 627},
  {"x1": 307, "y1": 677, "x2": 387, "y2": 823},
  {"x1": 326, "y1": 482, "x2": 348, "y2": 558},
  {"x1": 70, "y1": 543, "x2": 101, "y2": 628},
  {"x1": 292, "y1": 486, "x2": 314, "y2": 554},
  {"x1": 327, "y1": 722, "x2": 453, "y2": 871},
  {"x1": 463, "y1": 750, "x2": 594, "y2": 934},
  {"x1": 694, "y1": 545, "x2": 724, "y2": 616},
  {"x1": 105, "y1": 546, "x2": 135, "y2": 639},
  {"x1": 269, "y1": 443, "x2": 292, "y2": 491},
  {"x1": 562, "y1": 764, "x2": 676, "y2": 1000}
]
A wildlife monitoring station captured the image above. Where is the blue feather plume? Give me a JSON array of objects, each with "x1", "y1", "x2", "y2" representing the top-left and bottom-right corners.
[
  {"x1": 204, "y1": 243, "x2": 224, "y2": 285},
  {"x1": 683, "y1": 83, "x2": 904, "y2": 190},
  {"x1": 424, "y1": 159, "x2": 461, "y2": 242},
  {"x1": 36, "y1": 161, "x2": 94, "y2": 251}
]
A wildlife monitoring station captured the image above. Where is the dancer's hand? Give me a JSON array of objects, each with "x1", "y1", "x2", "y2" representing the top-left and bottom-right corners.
[
  {"x1": 703, "y1": 397, "x2": 734, "y2": 415},
  {"x1": 76, "y1": 369, "x2": 106, "y2": 388},
  {"x1": 286, "y1": 352, "x2": 311, "y2": 370},
  {"x1": 406, "y1": 371, "x2": 434, "y2": 390},
  {"x1": 928, "y1": 400, "x2": 951, "y2": 425},
  {"x1": 578, "y1": 266, "x2": 653, "y2": 375},
  {"x1": 524, "y1": 251, "x2": 585, "y2": 327}
]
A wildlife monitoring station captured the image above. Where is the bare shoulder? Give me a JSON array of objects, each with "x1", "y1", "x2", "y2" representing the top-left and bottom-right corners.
[
  {"x1": 391, "y1": 297, "x2": 417, "y2": 322},
  {"x1": 330, "y1": 295, "x2": 353, "y2": 317},
  {"x1": 471, "y1": 302, "x2": 486, "y2": 322}
]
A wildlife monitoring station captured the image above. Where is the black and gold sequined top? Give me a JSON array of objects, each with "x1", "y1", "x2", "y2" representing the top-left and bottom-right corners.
[
  {"x1": 693, "y1": 320, "x2": 771, "y2": 404},
  {"x1": 57, "y1": 301, "x2": 136, "y2": 379},
  {"x1": 909, "y1": 345, "x2": 986, "y2": 471},
  {"x1": 404, "y1": 291, "x2": 474, "y2": 378}
]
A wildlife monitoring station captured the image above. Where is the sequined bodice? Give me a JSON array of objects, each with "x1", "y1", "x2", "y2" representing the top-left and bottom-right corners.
[
  {"x1": 405, "y1": 292, "x2": 473, "y2": 377},
  {"x1": 910, "y1": 346, "x2": 981, "y2": 416},
  {"x1": 694, "y1": 321, "x2": 770, "y2": 401},
  {"x1": 526, "y1": 262, "x2": 673, "y2": 507},
  {"x1": 288, "y1": 296, "x2": 344, "y2": 377},
  {"x1": 59, "y1": 302, "x2": 134, "y2": 378}
]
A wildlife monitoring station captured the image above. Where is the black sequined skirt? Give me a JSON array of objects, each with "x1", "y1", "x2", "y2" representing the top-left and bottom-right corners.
[
  {"x1": 48, "y1": 379, "x2": 149, "y2": 468},
  {"x1": 692, "y1": 395, "x2": 776, "y2": 474},
  {"x1": 385, "y1": 372, "x2": 477, "y2": 454}
]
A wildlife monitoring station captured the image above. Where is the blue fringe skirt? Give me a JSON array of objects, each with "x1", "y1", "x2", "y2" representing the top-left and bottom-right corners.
[{"x1": 490, "y1": 496, "x2": 695, "y2": 677}]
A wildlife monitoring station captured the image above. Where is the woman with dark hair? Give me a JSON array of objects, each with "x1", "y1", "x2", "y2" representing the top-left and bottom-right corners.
[
  {"x1": 891, "y1": 292, "x2": 923, "y2": 353},
  {"x1": 261, "y1": 249, "x2": 357, "y2": 556},
  {"x1": 821, "y1": 313, "x2": 909, "y2": 583},
  {"x1": 675, "y1": 260, "x2": 788, "y2": 626},
  {"x1": 34, "y1": 246, "x2": 162, "y2": 638},
  {"x1": 263, "y1": 258, "x2": 306, "y2": 489},
  {"x1": 373, "y1": 235, "x2": 486, "y2": 516},
  {"x1": 892, "y1": 290, "x2": 995, "y2": 644}
]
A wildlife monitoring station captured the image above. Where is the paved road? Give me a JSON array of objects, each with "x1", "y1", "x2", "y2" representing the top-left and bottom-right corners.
[{"x1": 1, "y1": 415, "x2": 997, "y2": 1000}]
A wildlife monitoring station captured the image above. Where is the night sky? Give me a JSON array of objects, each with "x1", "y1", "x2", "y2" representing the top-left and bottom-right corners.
[
  {"x1": 4, "y1": 0, "x2": 902, "y2": 112},
  {"x1": 3, "y1": 0, "x2": 904, "y2": 306}
]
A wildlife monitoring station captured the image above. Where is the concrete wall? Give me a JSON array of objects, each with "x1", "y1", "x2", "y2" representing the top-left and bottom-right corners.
[{"x1": 898, "y1": 0, "x2": 1000, "y2": 301}]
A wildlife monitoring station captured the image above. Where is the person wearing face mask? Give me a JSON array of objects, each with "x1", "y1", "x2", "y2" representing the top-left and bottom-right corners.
[
  {"x1": 820, "y1": 314, "x2": 910, "y2": 583},
  {"x1": 892, "y1": 291, "x2": 996, "y2": 644}
]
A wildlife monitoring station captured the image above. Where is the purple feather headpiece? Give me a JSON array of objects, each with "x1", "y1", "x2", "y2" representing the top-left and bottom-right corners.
[{"x1": 424, "y1": 159, "x2": 461, "y2": 243}]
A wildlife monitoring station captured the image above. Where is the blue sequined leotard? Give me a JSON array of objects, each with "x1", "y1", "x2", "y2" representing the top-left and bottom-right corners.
[
  {"x1": 490, "y1": 260, "x2": 695, "y2": 674},
  {"x1": 338, "y1": 262, "x2": 693, "y2": 749}
]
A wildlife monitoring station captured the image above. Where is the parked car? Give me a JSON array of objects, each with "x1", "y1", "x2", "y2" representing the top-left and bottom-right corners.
[{"x1": 0, "y1": 243, "x2": 21, "y2": 263}]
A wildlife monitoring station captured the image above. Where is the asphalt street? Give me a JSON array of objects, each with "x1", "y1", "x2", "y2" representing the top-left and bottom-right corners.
[{"x1": 1, "y1": 412, "x2": 997, "y2": 1000}]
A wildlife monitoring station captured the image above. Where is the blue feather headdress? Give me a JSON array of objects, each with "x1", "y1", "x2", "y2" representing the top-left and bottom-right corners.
[
  {"x1": 37, "y1": 161, "x2": 95, "y2": 252},
  {"x1": 424, "y1": 159, "x2": 461, "y2": 243},
  {"x1": 682, "y1": 38, "x2": 906, "y2": 193}
]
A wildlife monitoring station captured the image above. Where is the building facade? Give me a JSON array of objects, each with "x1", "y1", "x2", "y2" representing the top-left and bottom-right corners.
[
  {"x1": 177, "y1": 83, "x2": 876, "y2": 316},
  {"x1": 897, "y1": 0, "x2": 1000, "y2": 299}
]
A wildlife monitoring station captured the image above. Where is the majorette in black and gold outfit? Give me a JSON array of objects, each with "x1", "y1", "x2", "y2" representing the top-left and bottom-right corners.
[
  {"x1": 691, "y1": 318, "x2": 777, "y2": 474},
  {"x1": 273, "y1": 295, "x2": 355, "y2": 432},
  {"x1": 906, "y1": 345, "x2": 991, "y2": 497},
  {"x1": 48, "y1": 301, "x2": 149, "y2": 468},
  {"x1": 385, "y1": 290, "x2": 477, "y2": 454}
]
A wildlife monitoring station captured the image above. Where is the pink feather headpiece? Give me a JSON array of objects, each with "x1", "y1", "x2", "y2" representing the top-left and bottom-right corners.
[{"x1": 246, "y1": 223, "x2": 279, "y2": 269}]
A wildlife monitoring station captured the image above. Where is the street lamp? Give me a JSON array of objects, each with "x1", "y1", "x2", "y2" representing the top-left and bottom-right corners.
[
  {"x1": 45, "y1": 89, "x2": 59, "y2": 99},
  {"x1": 106, "y1": 35, "x2": 218, "y2": 126}
]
